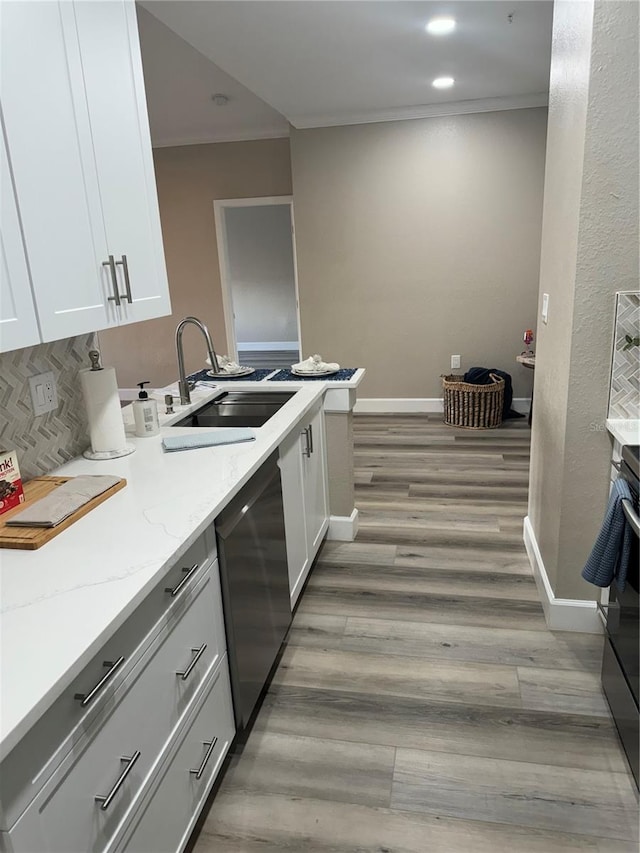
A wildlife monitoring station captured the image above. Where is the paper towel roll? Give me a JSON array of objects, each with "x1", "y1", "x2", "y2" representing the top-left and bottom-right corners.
[{"x1": 80, "y1": 366, "x2": 128, "y2": 454}]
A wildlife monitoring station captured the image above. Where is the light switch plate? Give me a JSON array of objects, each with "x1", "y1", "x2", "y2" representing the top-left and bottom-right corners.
[
  {"x1": 29, "y1": 371, "x2": 58, "y2": 416},
  {"x1": 541, "y1": 293, "x2": 550, "y2": 324},
  {"x1": 451, "y1": 354, "x2": 461, "y2": 369}
]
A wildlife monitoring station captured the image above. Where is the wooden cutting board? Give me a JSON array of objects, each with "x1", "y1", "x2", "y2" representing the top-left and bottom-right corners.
[{"x1": 0, "y1": 476, "x2": 127, "y2": 550}]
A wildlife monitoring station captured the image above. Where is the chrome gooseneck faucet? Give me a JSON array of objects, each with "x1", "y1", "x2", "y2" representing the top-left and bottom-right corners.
[{"x1": 175, "y1": 316, "x2": 220, "y2": 405}]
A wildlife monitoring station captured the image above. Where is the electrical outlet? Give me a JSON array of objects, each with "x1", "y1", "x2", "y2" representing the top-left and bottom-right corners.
[
  {"x1": 29, "y1": 371, "x2": 58, "y2": 416},
  {"x1": 451, "y1": 354, "x2": 461, "y2": 369}
]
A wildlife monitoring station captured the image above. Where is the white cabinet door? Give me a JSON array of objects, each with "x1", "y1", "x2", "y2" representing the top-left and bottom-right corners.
[
  {"x1": 0, "y1": 0, "x2": 170, "y2": 347},
  {"x1": 302, "y1": 404, "x2": 329, "y2": 557},
  {"x1": 0, "y1": 0, "x2": 116, "y2": 342},
  {"x1": 280, "y1": 403, "x2": 329, "y2": 608},
  {"x1": 73, "y1": 0, "x2": 171, "y2": 326},
  {"x1": 119, "y1": 660, "x2": 234, "y2": 853},
  {"x1": 0, "y1": 125, "x2": 40, "y2": 353},
  {"x1": 5, "y1": 568, "x2": 223, "y2": 853},
  {"x1": 279, "y1": 428, "x2": 310, "y2": 606}
]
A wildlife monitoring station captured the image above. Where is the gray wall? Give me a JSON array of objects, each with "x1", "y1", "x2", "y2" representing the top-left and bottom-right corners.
[
  {"x1": 225, "y1": 204, "x2": 298, "y2": 344},
  {"x1": 290, "y1": 108, "x2": 548, "y2": 399},
  {"x1": 528, "y1": 0, "x2": 639, "y2": 599},
  {"x1": 0, "y1": 335, "x2": 95, "y2": 479}
]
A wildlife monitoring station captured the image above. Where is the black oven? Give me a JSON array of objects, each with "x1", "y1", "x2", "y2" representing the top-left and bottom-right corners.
[{"x1": 602, "y1": 444, "x2": 639, "y2": 789}]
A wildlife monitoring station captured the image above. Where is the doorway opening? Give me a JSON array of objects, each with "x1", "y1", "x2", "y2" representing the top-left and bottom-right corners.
[{"x1": 214, "y1": 196, "x2": 301, "y2": 369}]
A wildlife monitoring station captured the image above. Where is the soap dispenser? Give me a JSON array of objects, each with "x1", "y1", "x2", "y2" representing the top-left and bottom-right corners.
[{"x1": 132, "y1": 381, "x2": 160, "y2": 437}]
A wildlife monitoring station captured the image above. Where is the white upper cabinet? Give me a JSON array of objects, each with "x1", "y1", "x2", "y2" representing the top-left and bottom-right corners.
[
  {"x1": 0, "y1": 0, "x2": 170, "y2": 352},
  {"x1": 72, "y1": 1, "x2": 170, "y2": 325},
  {"x1": 1, "y1": 1, "x2": 114, "y2": 344},
  {"x1": 0, "y1": 125, "x2": 40, "y2": 353}
]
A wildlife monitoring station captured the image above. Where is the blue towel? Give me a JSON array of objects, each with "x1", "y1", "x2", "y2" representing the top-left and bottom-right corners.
[
  {"x1": 581, "y1": 479, "x2": 633, "y2": 591},
  {"x1": 162, "y1": 429, "x2": 255, "y2": 453}
]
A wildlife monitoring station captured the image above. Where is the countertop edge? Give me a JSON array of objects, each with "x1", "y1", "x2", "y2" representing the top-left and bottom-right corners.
[{"x1": 606, "y1": 418, "x2": 640, "y2": 446}]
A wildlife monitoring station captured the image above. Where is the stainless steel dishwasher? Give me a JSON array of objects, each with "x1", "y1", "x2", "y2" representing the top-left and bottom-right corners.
[{"x1": 215, "y1": 451, "x2": 292, "y2": 730}]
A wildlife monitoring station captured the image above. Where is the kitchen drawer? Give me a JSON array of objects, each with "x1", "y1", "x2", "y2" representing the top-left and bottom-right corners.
[
  {"x1": 1, "y1": 561, "x2": 226, "y2": 850},
  {"x1": 118, "y1": 657, "x2": 234, "y2": 853},
  {"x1": 0, "y1": 531, "x2": 215, "y2": 829}
]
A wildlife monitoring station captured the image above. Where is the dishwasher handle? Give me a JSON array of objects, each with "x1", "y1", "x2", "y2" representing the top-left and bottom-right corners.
[{"x1": 216, "y1": 454, "x2": 281, "y2": 539}]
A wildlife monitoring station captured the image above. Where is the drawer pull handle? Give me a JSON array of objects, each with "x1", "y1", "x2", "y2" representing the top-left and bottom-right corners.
[
  {"x1": 74, "y1": 656, "x2": 125, "y2": 707},
  {"x1": 176, "y1": 643, "x2": 207, "y2": 681},
  {"x1": 165, "y1": 563, "x2": 199, "y2": 597},
  {"x1": 95, "y1": 750, "x2": 141, "y2": 810},
  {"x1": 302, "y1": 427, "x2": 311, "y2": 458},
  {"x1": 189, "y1": 738, "x2": 218, "y2": 780},
  {"x1": 103, "y1": 255, "x2": 121, "y2": 306},
  {"x1": 115, "y1": 254, "x2": 133, "y2": 304}
]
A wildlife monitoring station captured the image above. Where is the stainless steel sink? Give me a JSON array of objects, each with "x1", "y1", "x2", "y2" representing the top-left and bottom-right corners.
[{"x1": 171, "y1": 390, "x2": 295, "y2": 429}]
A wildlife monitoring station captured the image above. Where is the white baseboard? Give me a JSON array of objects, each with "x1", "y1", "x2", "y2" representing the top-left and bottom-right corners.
[
  {"x1": 237, "y1": 341, "x2": 299, "y2": 352},
  {"x1": 511, "y1": 398, "x2": 532, "y2": 415},
  {"x1": 523, "y1": 516, "x2": 602, "y2": 634},
  {"x1": 327, "y1": 508, "x2": 359, "y2": 541},
  {"x1": 354, "y1": 398, "x2": 531, "y2": 414},
  {"x1": 354, "y1": 398, "x2": 443, "y2": 413}
]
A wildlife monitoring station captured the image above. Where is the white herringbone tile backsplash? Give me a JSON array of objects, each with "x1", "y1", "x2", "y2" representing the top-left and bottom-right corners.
[
  {"x1": 609, "y1": 292, "x2": 640, "y2": 420},
  {"x1": 0, "y1": 334, "x2": 96, "y2": 479}
]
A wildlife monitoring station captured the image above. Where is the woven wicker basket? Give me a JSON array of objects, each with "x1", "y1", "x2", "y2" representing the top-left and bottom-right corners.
[{"x1": 441, "y1": 373, "x2": 505, "y2": 429}]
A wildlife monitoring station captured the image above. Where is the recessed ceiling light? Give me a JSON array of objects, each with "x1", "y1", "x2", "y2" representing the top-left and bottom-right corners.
[
  {"x1": 432, "y1": 76, "x2": 455, "y2": 89},
  {"x1": 426, "y1": 16, "x2": 456, "y2": 35}
]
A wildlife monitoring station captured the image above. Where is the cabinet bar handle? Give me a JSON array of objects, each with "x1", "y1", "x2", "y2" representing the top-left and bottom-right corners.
[
  {"x1": 74, "y1": 656, "x2": 125, "y2": 707},
  {"x1": 308, "y1": 423, "x2": 314, "y2": 455},
  {"x1": 176, "y1": 643, "x2": 207, "y2": 681},
  {"x1": 102, "y1": 256, "x2": 121, "y2": 305},
  {"x1": 95, "y1": 751, "x2": 141, "y2": 810},
  {"x1": 116, "y1": 254, "x2": 133, "y2": 304},
  {"x1": 302, "y1": 427, "x2": 311, "y2": 458},
  {"x1": 189, "y1": 738, "x2": 218, "y2": 780},
  {"x1": 164, "y1": 563, "x2": 199, "y2": 597}
]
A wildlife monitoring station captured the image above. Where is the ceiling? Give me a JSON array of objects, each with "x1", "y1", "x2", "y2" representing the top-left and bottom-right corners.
[
  {"x1": 140, "y1": 0, "x2": 553, "y2": 144},
  {"x1": 136, "y1": 6, "x2": 289, "y2": 147}
]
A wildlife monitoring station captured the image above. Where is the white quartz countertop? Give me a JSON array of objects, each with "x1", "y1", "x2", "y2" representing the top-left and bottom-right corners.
[
  {"x1": 606, "y1": 418, "x2": 640, "y2": 446},
  {"x1": 0, "y1": 371, "x2": 364, "y2": 760}
]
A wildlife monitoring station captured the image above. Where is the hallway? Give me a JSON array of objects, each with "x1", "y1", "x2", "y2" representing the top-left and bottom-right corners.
[{"x1": 193, "y1": 415, "x2": 638, "y2": 852}]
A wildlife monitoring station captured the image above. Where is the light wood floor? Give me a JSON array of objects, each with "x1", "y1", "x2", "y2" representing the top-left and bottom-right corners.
[{"x1": 193, "y1": 415, "x2": 639, "y2": 853}]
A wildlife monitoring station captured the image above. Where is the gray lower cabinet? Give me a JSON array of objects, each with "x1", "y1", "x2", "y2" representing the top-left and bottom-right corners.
[{"x1": 0, "y1": 531, "x2": 235, "y2": 853}]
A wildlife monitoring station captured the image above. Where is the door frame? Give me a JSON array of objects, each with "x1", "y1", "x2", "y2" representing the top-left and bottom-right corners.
[{"x1": 213, "y1": 195, "x2": 302, "y2": 363}]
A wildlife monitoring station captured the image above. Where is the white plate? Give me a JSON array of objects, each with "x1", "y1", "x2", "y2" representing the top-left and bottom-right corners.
[
  {"x1": 206, "y1": 367, "x2": 255, "y2": 378},
  {"x1": 291, "y1": 367, "x2": 339, "y2": 377}
]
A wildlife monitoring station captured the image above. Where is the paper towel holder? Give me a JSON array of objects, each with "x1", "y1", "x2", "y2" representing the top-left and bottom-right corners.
[
  {"x1": 81, "y1": 350, "x2": 136, "y2": 460},
  {"x1": 88, "y1": 349, "x2": 103, "y2": 371},
  {"x1": 83, "y1": 445, "x2": 135, "y2": 461}
]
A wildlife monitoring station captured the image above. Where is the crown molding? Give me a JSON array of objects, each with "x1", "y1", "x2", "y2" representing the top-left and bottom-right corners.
[
  {"x1": 149, "y1": 92, "x2": 549, "y2": 148},
  {"x1": 289, "y1": 93, "x2": 549, "y2": 130},
  {"x1": 152, "y1": 127, "x2": 290, "y2": 149}
]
